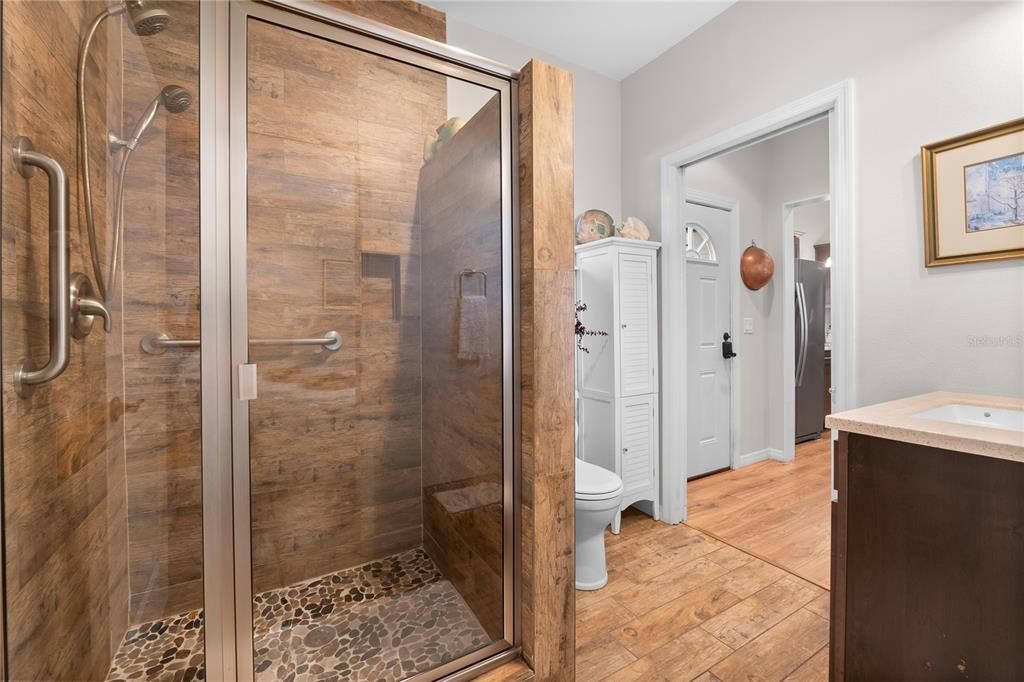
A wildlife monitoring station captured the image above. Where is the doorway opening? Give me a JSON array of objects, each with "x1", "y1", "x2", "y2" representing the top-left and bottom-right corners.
[
  {"x1": 657, "y1": 82, "x2": 854, "y2": 600},
  {"x1": 676, "y1": 117, "x2": 834, "y2": 590}
]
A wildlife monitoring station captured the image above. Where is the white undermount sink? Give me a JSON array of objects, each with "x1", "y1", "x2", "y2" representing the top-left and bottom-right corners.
[{"x1": 913, "y1": 403, "x2": 1024, "y2": 432}]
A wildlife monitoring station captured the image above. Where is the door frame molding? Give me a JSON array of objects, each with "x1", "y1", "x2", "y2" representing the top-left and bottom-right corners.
[
  {"x1": 782, "y1": 193, "x2": 831, "y2": 461},
  {"x1": 659, "y1": 80, "x2": 855, "y2": 524},
  {"x1": 683, "y1": 190, "x2": 742, "y2": 474}
]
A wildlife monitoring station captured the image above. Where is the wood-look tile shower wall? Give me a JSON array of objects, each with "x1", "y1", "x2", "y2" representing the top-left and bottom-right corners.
[
  {"x1": 244, "y1": 9, "x2": 448, "y2": 592},
  {"x1": 1, "y1": 0, "x2": 127, "y2": 678}
]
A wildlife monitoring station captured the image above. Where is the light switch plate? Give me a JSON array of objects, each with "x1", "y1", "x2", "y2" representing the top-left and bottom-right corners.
[{"x1": 743, "y1": 317, "x2": 754, "y2": 334}]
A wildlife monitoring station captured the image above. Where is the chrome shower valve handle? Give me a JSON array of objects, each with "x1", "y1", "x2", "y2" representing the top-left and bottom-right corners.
[{"x1": 70, "y1": 272, "x2": 112, "y2": 337}]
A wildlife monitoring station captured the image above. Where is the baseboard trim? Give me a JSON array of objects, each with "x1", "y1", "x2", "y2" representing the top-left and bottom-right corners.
[{"x1": 736, "y1": 448, "x2": 787, "y2": 468}]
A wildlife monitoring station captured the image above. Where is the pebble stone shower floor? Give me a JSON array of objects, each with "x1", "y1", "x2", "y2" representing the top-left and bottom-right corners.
[{"x1": 107, "y1": 549, "x2": 490, "y2": 681}]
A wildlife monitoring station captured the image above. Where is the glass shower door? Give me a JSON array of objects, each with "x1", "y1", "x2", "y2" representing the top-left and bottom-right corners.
[{"x1": 232, "y1": 4, "x2": 515, "y2": 679}]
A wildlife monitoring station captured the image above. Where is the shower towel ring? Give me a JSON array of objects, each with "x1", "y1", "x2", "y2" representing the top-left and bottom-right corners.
[{"x1": 458, "y1": 269, "x2": 487, "y2": 297}]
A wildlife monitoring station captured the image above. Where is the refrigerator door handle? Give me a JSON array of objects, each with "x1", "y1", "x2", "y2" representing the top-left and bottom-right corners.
[
  {"x1": 794, "y1": 282, "x2": 802, "y2": 385},
  {"x1": 796, "y1": 282, "x2": 809, "y2": 387},
  {"x1": 800, "y1": 284, "x2": 809, "y2": 386}
]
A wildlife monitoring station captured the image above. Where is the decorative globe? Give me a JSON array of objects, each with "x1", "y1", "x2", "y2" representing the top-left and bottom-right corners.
[{"x1": 576, "y1": 209, "x2": 614, "y2": 244}]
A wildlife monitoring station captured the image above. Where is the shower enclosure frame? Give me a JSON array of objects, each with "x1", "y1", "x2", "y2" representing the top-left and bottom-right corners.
[{"x1": 199, "y1": 1, "x2": 521, "y2": 680}]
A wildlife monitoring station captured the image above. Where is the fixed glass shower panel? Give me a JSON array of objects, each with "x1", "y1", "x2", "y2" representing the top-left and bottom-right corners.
[
  {"x1": 1, "y1": 0, "x2": 203, "y2": 679},
  {"x1": 238, "y1": 10, "x2": 511, "y2": 679}
]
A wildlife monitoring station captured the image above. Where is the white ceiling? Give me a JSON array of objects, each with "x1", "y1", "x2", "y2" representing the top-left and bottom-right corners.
[{"x1": 429, "y1": 1, "x2": 735, "y2": 80}]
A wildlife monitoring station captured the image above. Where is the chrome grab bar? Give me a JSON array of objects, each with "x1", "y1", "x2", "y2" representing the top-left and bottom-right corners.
[
  {"x1": 250, "y1": 331, "x2": 342, "y2": 350},
  {"x1": 140, "y1": 334, "x2": 200, "y2": 354},
  {"x1": 141, "y1": 330, "x2": 342, "y2": 355},
  {"x1": 13, "y1": 137, "x2": 70, "y2": 397}
]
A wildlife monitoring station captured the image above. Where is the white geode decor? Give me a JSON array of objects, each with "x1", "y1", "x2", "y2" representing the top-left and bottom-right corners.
[{"x1": 617, "y1": 216, "x2": 650, "y2": 240}]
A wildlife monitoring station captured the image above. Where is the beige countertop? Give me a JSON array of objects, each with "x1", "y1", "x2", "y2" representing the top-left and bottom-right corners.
[{"x1": 826, "y1": 391, "x2": 1024, "y2": 463}]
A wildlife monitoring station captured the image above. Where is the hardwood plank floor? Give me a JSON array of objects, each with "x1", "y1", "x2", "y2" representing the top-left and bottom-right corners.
[
  {"x1": 685, "y1": 436, "x2": 833, "y2": 589},
  {"x1": 576, "y1": 509, "x2": 829, "y2": 682}
]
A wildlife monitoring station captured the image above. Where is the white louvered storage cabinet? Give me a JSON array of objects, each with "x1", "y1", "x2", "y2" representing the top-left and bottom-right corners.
[{"x1": 575, "y1": 237, "x2": 660, "y2": 532}]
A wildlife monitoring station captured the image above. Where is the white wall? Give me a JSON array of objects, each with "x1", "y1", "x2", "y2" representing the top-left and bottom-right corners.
[
  {"x1": 622, "y1": 1, "x2": 1024, "y2": 406},
  {"x1": 446, "y1": 18, "x2": 622, "y2": 221},
  {"x1": 687, "y1": 119, "x2": 829, "y2": 456},
  {"x1": 795, "y1": 202, "x2": 830, "y2": 260}
]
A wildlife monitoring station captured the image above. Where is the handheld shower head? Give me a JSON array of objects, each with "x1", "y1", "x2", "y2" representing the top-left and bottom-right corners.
[
  {"x1": 127, "y1": 84, "x2": 194, "y2": 148},
  {"x1": 125, "y1": 1, "x2": 171, "y2": 36},
  {"x1": 119, "y1": 83, "x2": 192, "y2": 150},
  {"x1": 105, "y1": 83, "x2": 193, "y2": 296}
]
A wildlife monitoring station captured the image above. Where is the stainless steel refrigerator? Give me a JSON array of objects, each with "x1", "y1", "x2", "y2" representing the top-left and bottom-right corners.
[{"x1": 795, "y1": 259, "x2": 827, "y2": 443}]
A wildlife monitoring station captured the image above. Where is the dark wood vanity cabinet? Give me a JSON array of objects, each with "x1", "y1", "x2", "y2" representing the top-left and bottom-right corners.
[{"x1": 830, "y1": 433, "x2": 1024, "y2": 680}]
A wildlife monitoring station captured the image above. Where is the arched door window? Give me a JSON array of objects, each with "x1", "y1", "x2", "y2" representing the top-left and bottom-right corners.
[{"x1": 685, "y1": 222, "x2": 718, "y2": 262}]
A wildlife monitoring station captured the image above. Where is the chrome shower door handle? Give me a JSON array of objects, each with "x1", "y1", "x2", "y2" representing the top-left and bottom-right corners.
[{"x1": 13, "y1": 137, "x2": 71, "y2": 397}]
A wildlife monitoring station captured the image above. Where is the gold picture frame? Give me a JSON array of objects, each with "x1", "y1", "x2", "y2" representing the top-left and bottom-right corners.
[{"x1": 922, "y1": 116, "x2": 1024, "y2": 267}]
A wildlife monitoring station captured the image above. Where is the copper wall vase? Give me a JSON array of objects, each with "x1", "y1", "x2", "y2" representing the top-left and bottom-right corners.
[{"x1": 740, "y1": 242, "x2": 774, "y2": 290}]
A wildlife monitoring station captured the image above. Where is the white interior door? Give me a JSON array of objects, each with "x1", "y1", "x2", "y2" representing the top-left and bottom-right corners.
[{"x1": 685, "y1": 201, "x2": 734, "y2": 478}]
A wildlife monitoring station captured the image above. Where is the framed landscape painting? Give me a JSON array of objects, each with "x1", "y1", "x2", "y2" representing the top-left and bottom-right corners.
[{"x1": 922, "y1": 117, "x2": 1024, "y2": 266}]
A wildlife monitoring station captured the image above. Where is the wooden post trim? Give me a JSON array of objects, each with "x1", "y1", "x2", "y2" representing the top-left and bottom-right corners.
[{"x1": 518, "y1": 59, "x2": 575, "y2": 681}]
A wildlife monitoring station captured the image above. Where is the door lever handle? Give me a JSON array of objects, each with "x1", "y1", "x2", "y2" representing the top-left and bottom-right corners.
[{"x1": 722, "y1": 332, "x2": 737, "y2": 359}]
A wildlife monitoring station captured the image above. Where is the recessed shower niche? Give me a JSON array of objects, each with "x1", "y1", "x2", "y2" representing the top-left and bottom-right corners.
[
  {"x1": 357, "y1": 253, "x2": 402, "y2": 320},
  {"x1": 0, "y1": 1, "x2": 517, "y2": 680}
]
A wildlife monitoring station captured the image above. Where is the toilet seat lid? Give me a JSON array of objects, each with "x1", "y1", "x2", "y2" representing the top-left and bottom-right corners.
[{"x1": 575, "y1": 458, "x2": 623, "y2": 498}]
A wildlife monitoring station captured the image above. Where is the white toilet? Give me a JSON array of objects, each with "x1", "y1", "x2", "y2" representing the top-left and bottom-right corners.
[{"x1": 575, "y1": 458, "x2": 624, "y2": 590}]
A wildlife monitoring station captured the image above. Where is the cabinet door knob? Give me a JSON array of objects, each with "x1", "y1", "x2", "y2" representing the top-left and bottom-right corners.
[
  {"x1": 621, "y1": 323, "x2": 627, "y2": 328},
  {"x1": 623, "y1": 447, "x2": 629, "y2": 453}
]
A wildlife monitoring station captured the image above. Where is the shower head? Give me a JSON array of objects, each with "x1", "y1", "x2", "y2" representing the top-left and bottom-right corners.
[
  {"x1": 125, "y1": 84, "x2": 194, "y2": 149},
  {"x1": 124, "y1": 1, "x2": 171, "y2": 36},
  {"x1": 160, "y1": 85, "x2": 193, "y2": 114}
]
